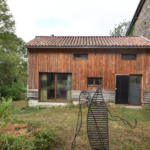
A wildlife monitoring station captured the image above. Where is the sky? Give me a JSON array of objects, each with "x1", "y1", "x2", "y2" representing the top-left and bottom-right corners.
[{"x1": 7, "y1": 0, "x2": 140, "y2": 42}]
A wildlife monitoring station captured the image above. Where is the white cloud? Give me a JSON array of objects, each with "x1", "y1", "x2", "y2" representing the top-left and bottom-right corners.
[{"x1": 7, "y1": 0, "x2": 140, "y2": 42}]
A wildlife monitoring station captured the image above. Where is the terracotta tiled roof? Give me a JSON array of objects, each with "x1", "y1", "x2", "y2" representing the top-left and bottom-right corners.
[{"x1": 24, "y1": 36, "x2": 150, "y2": 48}]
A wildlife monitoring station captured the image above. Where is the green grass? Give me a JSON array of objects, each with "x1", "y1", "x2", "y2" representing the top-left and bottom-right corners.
[
  {"x1": 144, "y1": 104, "x2": 150, "y2": 110},
  {"x1": 0, "y1": 101, "x2": 150, "y2": 149}
]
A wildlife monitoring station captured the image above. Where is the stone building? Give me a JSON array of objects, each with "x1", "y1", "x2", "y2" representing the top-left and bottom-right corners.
[{"x1": 126, "y1": 0, "x2": 150, "y2": 40}]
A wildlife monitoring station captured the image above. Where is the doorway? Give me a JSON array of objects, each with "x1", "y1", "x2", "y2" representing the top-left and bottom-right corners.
[
  {"x1": 129, "y1": 76, "x2": 141, "y2": 104},
  {"x1": 115, "y1": 75, "x2": 141, "y2": 105},
  {"x1": 39, "y1": 73, "x2": 71, "y2": 101},
  {"x1": 115, "y1": 75, "x2": 129, "y2": 104}
]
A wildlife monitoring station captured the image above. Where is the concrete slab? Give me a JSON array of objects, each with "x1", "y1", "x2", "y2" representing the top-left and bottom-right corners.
[
  {"x1": 28, "y1": 100, "x2": 79, "y2": 107},
  {"x1": 28, "y1": 100, "x2": 67, "y2": 107},
  {"x1": 124, "y1": 106, "x2": 143, "y2": 109}
]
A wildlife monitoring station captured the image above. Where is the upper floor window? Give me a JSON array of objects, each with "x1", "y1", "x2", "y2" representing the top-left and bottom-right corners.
[
  {"x1": 122, "y1": 54, "x2": 136, "y2": 60},
  {"x1": 74, "y1": 54, "x2": 88, "y2": 59}
]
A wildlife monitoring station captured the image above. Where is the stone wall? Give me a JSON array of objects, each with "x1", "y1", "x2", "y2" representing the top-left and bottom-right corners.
[{"x1": 134, "y1": 0, "x2": 150, "y2": 40}]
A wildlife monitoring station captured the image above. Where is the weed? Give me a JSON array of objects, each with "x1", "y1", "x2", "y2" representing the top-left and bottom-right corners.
[
  {"x1": 11, "y1": 118, "x2": 25, "y2": 124},
  {"x1": 33, "y1": 129, "x2": 58, "y2": 149},
  {"x1": 52, "y1": 106, "x2": 56, "y2": 109},
  {"x1": 108, "y1": 100, "x2": 114, "y2": 103},
  {"x1": 26, "y1": 121, "x2": 41, "y2": 126},
  {"x1": 13, "y1": 106, "x2": 46, "y2": 114},
  {"x1": 0, "y1": 97, "x2": 13, "y2": 126},
  {"x1": 81, "y1": 105, "x2": 89, "y2": 109},
  {"x1": 0, "y1": 128, "x2": 59, "y2": 150},
  {"x1": 144, "y1": 104, "x2": 150, "y2": 110},
  {"x1": 131, "y1": 148, "x2": 137, "y2": 150},
  {"x1": 111, "y1": 138, "x2": 116, "y2": 144},
  {"x1": 15, "y1": 126, "x2": 21, "y2": 131},
  {"x1": 65, "y1": 102, "x2": 75, "y2": 108},
  {"x1": 3, "y1": 100, "x2": 150, "y2": 150}
]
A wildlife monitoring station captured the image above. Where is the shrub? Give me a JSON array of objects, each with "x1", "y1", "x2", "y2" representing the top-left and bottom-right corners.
[
  {"x1": 0, "y1": 134, "x2": 35, "y2": 150},
  {"x1": 10, "y1": 80, "x2": 24, "y2": 100},
  {"x1": 0, "y1": 80, "x2": 24, "y2": 100},
  {"x1": 0, "y1": 129, "x2": 58, "y2": 150},
  {"x1": 0, "y1": 86, "x2": 11, "y2": 99},
  {"x1": 33, "y1": 129, "x2": 58, "y2": 149}
]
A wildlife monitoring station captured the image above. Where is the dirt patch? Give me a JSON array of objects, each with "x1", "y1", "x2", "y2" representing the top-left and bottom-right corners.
[{"x1": 0, "y1": 123, "x2": 39, "y2": 136}]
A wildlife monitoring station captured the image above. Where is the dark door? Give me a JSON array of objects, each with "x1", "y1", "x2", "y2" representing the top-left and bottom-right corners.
[
  {"x1": 115, "y1": 75, "x2": 129, "y2": 104},
  {"x1": 129, "y1": 76, "x2": 141, "y2": 104}
]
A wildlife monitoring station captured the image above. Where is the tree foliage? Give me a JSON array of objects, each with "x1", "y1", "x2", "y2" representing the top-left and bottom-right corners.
[
  {"x1": 0, "y1": 0, "x2": 27, "y2": 100},
  {"x1": 109, "y1": 19, "x2": 130, "y2": 36}
]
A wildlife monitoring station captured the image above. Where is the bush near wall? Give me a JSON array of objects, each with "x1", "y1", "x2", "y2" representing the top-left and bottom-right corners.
[{"x1": 0, "y1": 80, "x2": 25, "y2": 100}]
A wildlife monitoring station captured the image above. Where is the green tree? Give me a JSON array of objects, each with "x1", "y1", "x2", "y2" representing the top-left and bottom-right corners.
[
  {"x1": 0, "y1": 0, "x2": 27, "y2": 100},
  {"x1": 0, "y1": 0, "x2": 15, "y2": 33},
  {"x1": 110, "y1": 19, "x2": 130, "y2": 36}
]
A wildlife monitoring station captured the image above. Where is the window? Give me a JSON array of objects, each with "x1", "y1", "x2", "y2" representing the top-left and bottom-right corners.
[
  {"x1": 40, "y1": 73, "x2": 71, "y2": 101},
  {"x1": 130, "y1": 76, "x2": 140, "y2": 83},
  {"x1": 87, "y1": 78, "x2": 101, "y2": 86},
  {"x1": 74, "y1": 54, "x2": 88, "y2": 59},
  {"x1": 122, "y1": 54, "x2": 136, "y2": 60}
]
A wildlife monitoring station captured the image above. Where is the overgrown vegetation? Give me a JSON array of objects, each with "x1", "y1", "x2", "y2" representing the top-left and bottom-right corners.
[
  {"x1": 0, "y1": 129, "x2": 59, "y2": 150},
  {"x1": 1, "y1": 101, "x2": 149, "y2": 150},
  {"x1": 0, "y1": 97, "x2": 13, "y2": 124},
  {"x1": 128, "y1": 22, "x2": 136, "y2": 36},
  {"x1": 0, "y1": 100, "x2": 59, "y2": 150}
]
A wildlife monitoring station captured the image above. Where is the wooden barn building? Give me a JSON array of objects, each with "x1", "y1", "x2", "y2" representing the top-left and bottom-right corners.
[{"x1": 24, "y1": 36, "x2": 150, "y2": 106}]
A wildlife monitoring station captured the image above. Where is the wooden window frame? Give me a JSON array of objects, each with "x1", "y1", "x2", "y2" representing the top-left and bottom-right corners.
[
  {"x1": 121, "y1": 54, "x2": 136, "y2": 60},
  {"x1": 87, "y1": 77, "x2": 102, "y2": 87},
  {"x1": 74, "y1": 54, "x2": 88, "y2": 60},
  {"x1": 38, "y1": 72, "x2": 72, "y2": 102}
]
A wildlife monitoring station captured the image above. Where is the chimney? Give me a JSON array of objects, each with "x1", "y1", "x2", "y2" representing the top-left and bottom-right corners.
[{"x1": 51, "y1": 34, "x2": 54, "y2": 37}]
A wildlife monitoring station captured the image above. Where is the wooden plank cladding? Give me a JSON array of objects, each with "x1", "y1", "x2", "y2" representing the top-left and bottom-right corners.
[
  {"x1": 71, "y1": 90, "x2": 115, "y2": 102},
  {"x1": 27, "y1": 89, "x2": 38, "y2": 100},
  {"x1": 143, "y1": 93, "x2": 150, "y2": 104},
  {"x1": 27, "y1": 48, "x2": 150, "y2": 103},
  {"x1": 27, "y1": 89, "x2": 115, "y2": 103}
]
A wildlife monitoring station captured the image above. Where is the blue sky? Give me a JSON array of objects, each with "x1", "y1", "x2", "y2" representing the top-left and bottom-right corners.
[{"x1": 7, "y1": 0, "x2": 140, "y2": 42}]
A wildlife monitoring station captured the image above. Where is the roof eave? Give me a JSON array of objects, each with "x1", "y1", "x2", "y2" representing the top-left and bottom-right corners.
[{"x1": 23, "y1": 46, "x2": 150, "y2": 49}]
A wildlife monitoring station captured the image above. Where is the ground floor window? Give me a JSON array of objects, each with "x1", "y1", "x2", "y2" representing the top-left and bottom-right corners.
[
  {"x1": 87, "y1": 78, "x2": 102, "y2": 86},
  {"x1": 40, "y1": 73, "x2": 71, "y2": 101}
]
